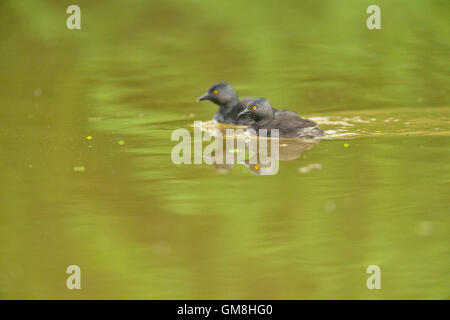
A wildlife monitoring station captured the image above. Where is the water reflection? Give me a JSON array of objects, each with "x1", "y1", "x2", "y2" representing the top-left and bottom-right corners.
[
  {"x1": 0, "y1": 0, "x2": 448, "y2": 299},
  {"x1": 199, "y1": 123, "x2": 319, "y2": 175}
]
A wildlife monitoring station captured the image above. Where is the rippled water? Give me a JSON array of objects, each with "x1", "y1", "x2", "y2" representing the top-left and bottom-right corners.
[{"x1": 0, "y1": 0, "x2": 448, "y2": 299}]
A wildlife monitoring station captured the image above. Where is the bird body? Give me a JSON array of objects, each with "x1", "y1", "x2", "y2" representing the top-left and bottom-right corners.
[
  {"x1": 251, "y1": 113, "x2": 323, "y2": 138},
  {"x1": 197, "y1": 82, "x2": 253, "y2": 125},
  {"x1": 212, "y1": 97, "x2": 254, "y2": 125},
  {"x1": 238, "y1": 98, "x2": 323, "y2": 138}
]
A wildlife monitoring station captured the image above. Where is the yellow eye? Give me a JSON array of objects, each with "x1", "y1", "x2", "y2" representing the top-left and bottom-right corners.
[
  {"x1": 252, "y1": 106, "x2": 257, "y2": 110},
  {"x1": 213, "y1": 90, "x2": 218, "y2": 95},
  {"x1": 254, "y1": 165, "x2": 259, "y2": 170}
]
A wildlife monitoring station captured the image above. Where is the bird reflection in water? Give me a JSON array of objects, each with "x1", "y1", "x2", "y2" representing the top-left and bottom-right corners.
[{"x1": 200, "y1": 124, "x2": 319, "y2": 175}]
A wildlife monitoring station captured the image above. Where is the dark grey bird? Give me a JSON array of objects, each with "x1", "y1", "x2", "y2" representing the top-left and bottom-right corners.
[
  {"x1": 237, "y1": 98, "x2": 323, "y2": 138},
  {"x1": 197, "y1": 82, "x2": 254, "y2": 125}
]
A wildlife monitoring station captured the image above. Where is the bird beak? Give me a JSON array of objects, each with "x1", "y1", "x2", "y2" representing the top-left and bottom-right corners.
[
  {"x1": 197, "y1": 92, "x2": 211, "y2": 102},
  {"x1": 237, "y1": 109, "x2": 252, "y2": 118}
]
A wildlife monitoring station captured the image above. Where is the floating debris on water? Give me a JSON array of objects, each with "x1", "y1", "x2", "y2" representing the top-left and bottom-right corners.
[
  {"x1": 418, "y1": 221, "x2": 432, "y2": 237},
  {"x1": 152, "y1": 241, "x2": 172, "y2": 256},
  {"x1": 298, "y1": 163, "x2": 322, "y2": 174},
  {"x1": 73, "y1": 166, "x2": 85, "y2": 172},
  {"x1": 86, "y1": 136, "x2": 93, "y2": 140},
  {"x1": 118, "y1": 140, "x2": 125, "y2": 145},
  {"x1": 88, "y1": 117, "x2": 102, "y2": 122},
  {"x1": 344, "y1": 142, "x2": 350, "y2": 148},
  {"x1": 33, "y1": 88, "x2": 42, "y2": 97},
  {"x1": 324, "y1": 200, "x2": 336, "y2": 213}
]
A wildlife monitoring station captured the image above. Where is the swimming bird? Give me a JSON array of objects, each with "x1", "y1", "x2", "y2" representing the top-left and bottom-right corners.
[
  {"x1": 197, "y1": 82, "x2": 254, "y2": 125},
  {"x1": 237, "y1": 98, "x2": 323, "y2": 138}
]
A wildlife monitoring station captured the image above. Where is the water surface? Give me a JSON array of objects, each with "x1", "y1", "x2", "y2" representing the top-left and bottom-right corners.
[{"x1": 0, "y1": 0, "x2": 448, "y2": 299}]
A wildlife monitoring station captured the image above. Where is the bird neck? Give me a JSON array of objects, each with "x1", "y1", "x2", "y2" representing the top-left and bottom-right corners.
[
  {"x1": 257, "y1": 118, "x2": 273, "y2": 126},
  {"x1": 219, "y1": 98, "x2": 239, "y2": 113},
  {"x1": 256, "y1": 111, "x2": 275, "y2": 126}
]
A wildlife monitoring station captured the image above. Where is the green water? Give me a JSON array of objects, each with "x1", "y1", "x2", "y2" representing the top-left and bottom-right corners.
[{"x1": 0, "y1": 0, "x2": 449, "y2": 299}]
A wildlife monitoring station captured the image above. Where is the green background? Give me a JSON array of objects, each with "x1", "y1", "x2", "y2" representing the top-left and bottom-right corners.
[{"x1": 0, "y1": 0, "x2": 448, "y2": 299}]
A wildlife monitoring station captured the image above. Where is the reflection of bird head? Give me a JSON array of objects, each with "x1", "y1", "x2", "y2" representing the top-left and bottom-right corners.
[{"x1": 244, "y1": 162, "x2": 278, "y2": 176}]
